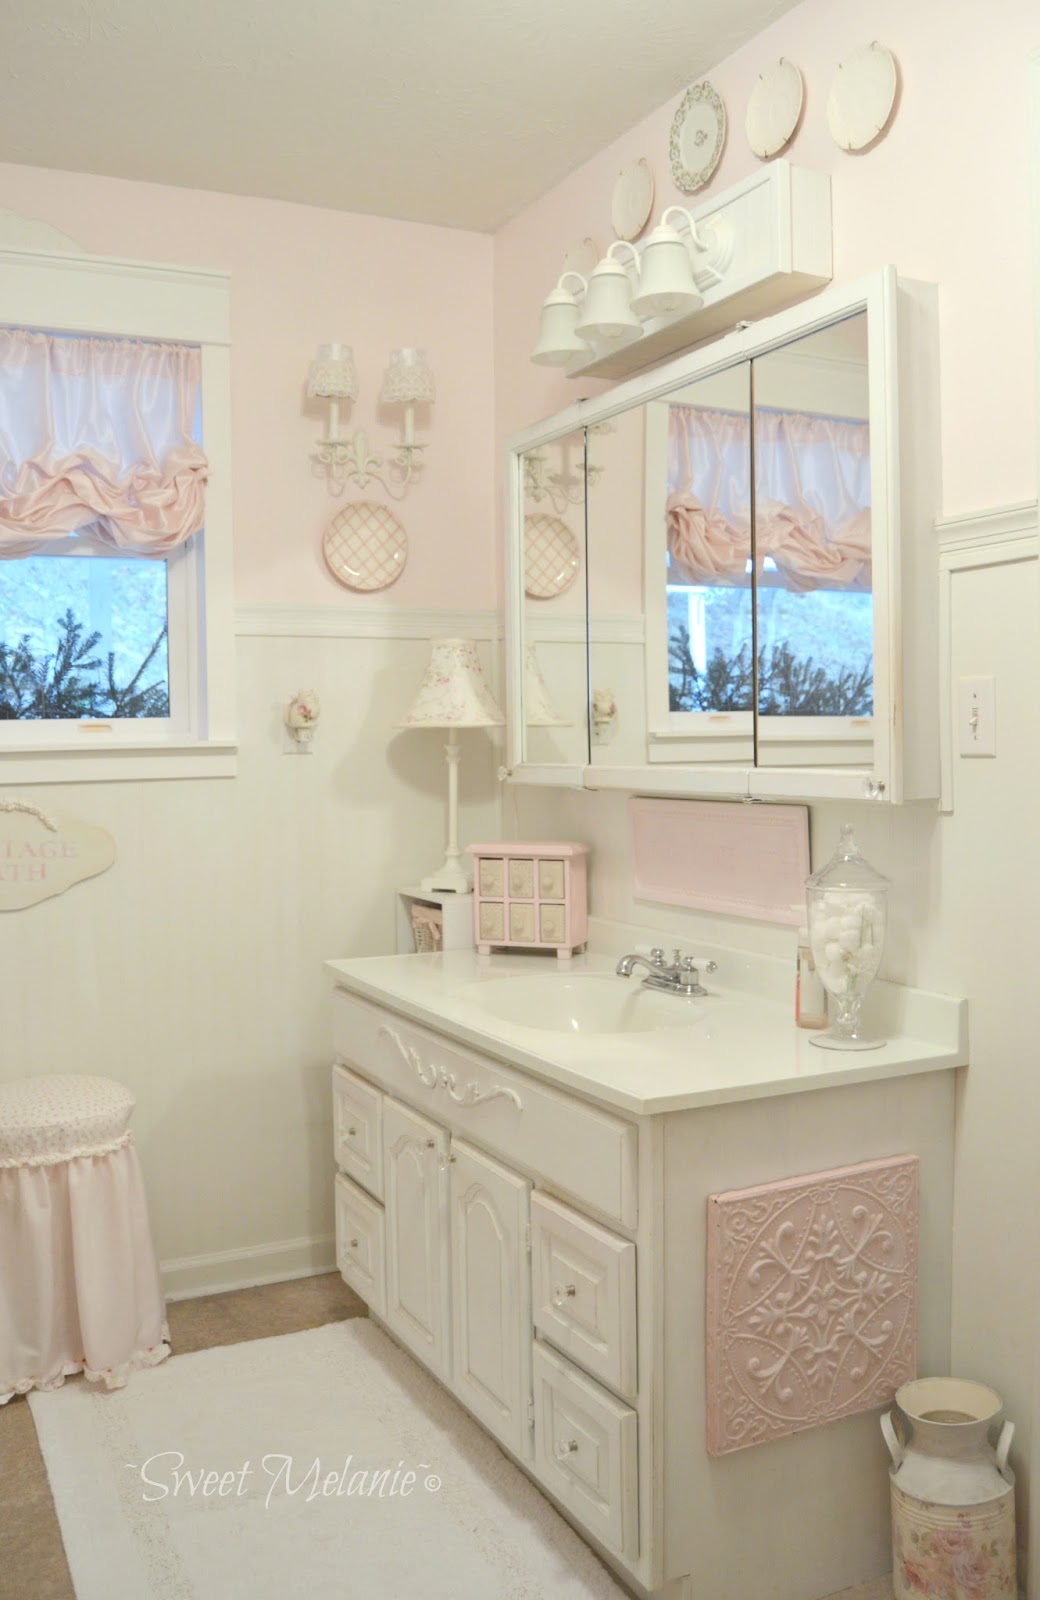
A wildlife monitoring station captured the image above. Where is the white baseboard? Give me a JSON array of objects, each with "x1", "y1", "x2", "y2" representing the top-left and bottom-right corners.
[{"x1": 161, "y1": 1233, "x2": 337, "y2": 1301}]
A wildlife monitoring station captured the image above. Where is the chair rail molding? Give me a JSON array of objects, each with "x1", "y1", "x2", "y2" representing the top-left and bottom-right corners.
[{"x1": 235, "y1": 603, "x2": 501, "y2": 641}]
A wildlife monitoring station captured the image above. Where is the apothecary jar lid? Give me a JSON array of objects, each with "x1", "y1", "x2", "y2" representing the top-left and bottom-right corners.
[{"x1": 806, "y1": 823, "x2": 890, "y2": 895}]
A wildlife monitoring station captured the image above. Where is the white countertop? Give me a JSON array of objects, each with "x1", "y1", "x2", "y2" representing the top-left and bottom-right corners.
[{"x1": 325, "y1": 942, "x2": 967, "y2": 1117}]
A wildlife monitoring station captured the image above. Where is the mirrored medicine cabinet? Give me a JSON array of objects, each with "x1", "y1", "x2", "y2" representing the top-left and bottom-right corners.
[{"x1": 504, "y1": 267, "x2": 940, "y2": 806}]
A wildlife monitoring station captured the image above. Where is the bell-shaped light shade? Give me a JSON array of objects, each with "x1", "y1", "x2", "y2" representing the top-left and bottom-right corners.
[
  {"x1": 524, "y1": 644, "x2": 570, "y2": 727},
  {"x1": 398, "y1": 638, "x2": 505, "y2": 729},
  {"x1": 307, "y1": 342, "x2": 359, "y2": 400},
  {"x1": 380, "y1": 347, "x2": 436, "y2": 406},
  {"x1": 574, "y1": 259, "x2": 641, "y2": 344},
  {"x1": 630, "y1": 226, "x2": 704, "y2": 320},
  {"x1": 531, "y1": 284, "x2": 589, "y2": 367}
]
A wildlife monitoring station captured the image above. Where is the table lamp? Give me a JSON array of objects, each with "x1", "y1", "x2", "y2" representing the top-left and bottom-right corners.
[{"x1": 398, "y1": 638, "x2": 504, "y2": 893}]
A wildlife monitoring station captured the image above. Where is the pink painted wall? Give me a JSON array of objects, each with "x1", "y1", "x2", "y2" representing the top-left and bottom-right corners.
[
  {"x1": 0, "y1": 164, "x2": 496, "y2": 609},
  {"x1": 494, "y1": 0, "x2": 1039, "y2": 519}
]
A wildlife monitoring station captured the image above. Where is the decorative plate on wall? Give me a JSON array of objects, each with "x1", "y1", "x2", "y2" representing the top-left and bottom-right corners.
[
  {"x1": 523, "y1": 513, "x2": 580, "y2": 598},
  {"x1": 745, "y1": 58, "x2": 804, "y2": 159},
  {"x1": 611, "y1": 158, "x2": 655, "y2": 241},
  {"x1": 323, "y1": 501, "x2": 408, "y2": 591},
  {"x1": 827, "y1": 42, "x2": 898, "y2": 151},
  {"x1": 669, "y1": 80, "x2": 726, "y2": 193},
  {"x1": 561, "y1": 236, "x2": 600, "y2": 279}
]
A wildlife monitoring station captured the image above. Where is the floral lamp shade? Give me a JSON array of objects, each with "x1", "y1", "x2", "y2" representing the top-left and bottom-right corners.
[
  {"x1": 524, "y1": 643, "x2": 570, "y2": 727},
  {"x1": 398, "y1": 639, "x2": 504, "y2": 729}
]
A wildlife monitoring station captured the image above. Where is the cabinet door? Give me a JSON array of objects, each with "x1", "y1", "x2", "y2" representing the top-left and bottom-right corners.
[
  {"x1": 450, "y1": 1140, "x2": 532, "y2": 1460},
  {"x1": 383, "y1": 1097, "x2": 451, "y2": 1380}
]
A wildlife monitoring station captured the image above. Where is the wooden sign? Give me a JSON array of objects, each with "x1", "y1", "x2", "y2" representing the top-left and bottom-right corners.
[{"x1": 0, "y1": 798, "x2": 116, "y2": 911}]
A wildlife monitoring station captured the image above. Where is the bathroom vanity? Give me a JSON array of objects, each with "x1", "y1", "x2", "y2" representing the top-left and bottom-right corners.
[{"x1": 326, "y1": 938, "x2": 964, "y2": 1600}]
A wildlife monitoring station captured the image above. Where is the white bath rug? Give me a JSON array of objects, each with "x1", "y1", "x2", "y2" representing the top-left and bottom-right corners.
[{"x1": 29, "y1": 1318, "x2": 627, "y2": 1600}]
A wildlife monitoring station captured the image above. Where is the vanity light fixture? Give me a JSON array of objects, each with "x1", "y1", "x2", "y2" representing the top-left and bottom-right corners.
[
  {"x1": 531, "y1": 273, "x2": 591, "y2": 367},
  {"x1": 307, "y1": 343, "x2": 435, "y2": 500},
  {"x1": 529, "y1": 208, "x2": 734, "y2": 367},
  {"x1": 397, "y1": 639, "x2": 505, "y2": 895}
]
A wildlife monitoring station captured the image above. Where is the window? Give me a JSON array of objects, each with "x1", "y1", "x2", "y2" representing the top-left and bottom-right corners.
[{"x1": 0, "y1": 249, "x2": 234, "y2": 781}]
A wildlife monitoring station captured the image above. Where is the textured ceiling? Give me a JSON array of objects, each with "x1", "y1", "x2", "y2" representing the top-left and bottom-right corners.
[{"x1": 1, "y1": 0, "x2": 803, "y2": 232}]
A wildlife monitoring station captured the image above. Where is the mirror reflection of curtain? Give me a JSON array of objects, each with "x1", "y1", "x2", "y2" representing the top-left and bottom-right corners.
[{"x1": 666, "y1": 404, "x2": 871, "y2": 593}]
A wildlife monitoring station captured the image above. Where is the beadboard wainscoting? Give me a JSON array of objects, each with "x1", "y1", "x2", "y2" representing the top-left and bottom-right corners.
[{"x1": 0, "y1": 611, "x2": 503, "y2": 1299}]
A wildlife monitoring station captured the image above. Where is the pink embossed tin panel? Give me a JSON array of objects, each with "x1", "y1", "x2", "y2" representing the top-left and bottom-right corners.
[
  {"x1": 629, "y1": 797, "x2": 810, "y2": 924},
  {"x1": 706, "y1": 1155, "x2": 919, "y2": 1456}
]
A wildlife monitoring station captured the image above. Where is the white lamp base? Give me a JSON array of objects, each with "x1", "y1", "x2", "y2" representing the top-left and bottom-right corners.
[{"x1": 421, "y1": 858, "x2": 472, "y2": 895}]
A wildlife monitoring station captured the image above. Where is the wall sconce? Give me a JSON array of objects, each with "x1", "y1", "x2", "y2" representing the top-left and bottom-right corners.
[
  {"x1": 307, "y1": 343, "x2": 435, "y2": 500},
  {"x1": 284, "y1": 689, "x2": 321, "y2": 752},
  {"x1": 530, "y1": 213, "x2": 733, "y2": 368}
]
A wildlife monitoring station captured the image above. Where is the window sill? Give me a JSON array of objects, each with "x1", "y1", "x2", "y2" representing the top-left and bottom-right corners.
[{"x1": 0, "y1": 740, "x2": 238, "y2": 785}]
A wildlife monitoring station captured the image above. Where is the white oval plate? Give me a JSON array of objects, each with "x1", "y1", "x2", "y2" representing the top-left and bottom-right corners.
[
  {"x1": 561, "y1": 236, "x2": 600, "y2": 280},
  {"x1": 524, "y1": 513, "x2": 580, "y2": 599},
  {"x1": 612, "y1": 158, "x2": 655, "y2": 241},
  {"x1": 669, "y1": 80, "x2": 726, "y2": 193},
  {"x1": 323, "y1": 501, "x2": 407, "y2": 592},
  {"x1": 746, "y1": 58, "x2": 804, "y2": 158},
  {"x1": 827, "y1": 42, "x2": 898, "y2": 152}
]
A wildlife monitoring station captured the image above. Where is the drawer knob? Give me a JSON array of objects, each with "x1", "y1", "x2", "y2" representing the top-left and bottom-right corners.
[
  {"x1": 347, "y1": 1126, "x2": 357, "y2": 1137},
  {"x1": 555, "y1": 1439, "x2": 580, "y2": 1460},
  {"x1": 424, "y1": 1137, "x2": 437, "y2": 1149},
  {"x1": 553, "y1": 1284, "x2": 577, "y2": 1305},
  {"x1": 349, "y1": 1237, "x2": 359, "y2": 1249}
]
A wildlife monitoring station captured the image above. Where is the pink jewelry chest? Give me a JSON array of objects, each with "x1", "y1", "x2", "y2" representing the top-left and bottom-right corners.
[{"x1": 466, "y1": 841, "x2": 588, "y2": 958}]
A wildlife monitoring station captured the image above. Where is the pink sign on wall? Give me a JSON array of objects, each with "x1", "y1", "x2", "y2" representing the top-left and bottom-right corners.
[
  {"x1": 706, "y1": 1155, "x2": 919, "y2": 1456},
  {"x1": 629, "y1": 797, "x2": 810, "y2": 924},
  {"x1": 0, "y1": 798, "x2": 115, "y2": 911}
]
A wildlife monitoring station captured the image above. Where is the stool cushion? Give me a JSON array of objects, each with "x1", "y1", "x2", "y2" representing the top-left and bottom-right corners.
[{"x1": 0, "y1": 1075, "x2": 135, "y2": 1166}]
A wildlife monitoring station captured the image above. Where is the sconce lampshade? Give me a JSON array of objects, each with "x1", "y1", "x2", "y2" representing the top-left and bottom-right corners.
[
  {"x1": 630, "y1": 224, "x2": 704, "y2": 320},
  {"x1": 380, "y1": 347, "x2": 436, "y2": 406},
  {"x1": 531, "y1": 276, "x2": 590, "y2": 367},
  {"x1": 307, "y1": 342, "x2": 359, "y2": 401},
  {"x1": 398, "y1": 638, "x2": 505, "y2": 729},
  {"x1": 575, "y1": 244, "x2": 642, "y2": 343},
  {"x1": 524, "y1": 643, "x2": 570, "y2": 726}
]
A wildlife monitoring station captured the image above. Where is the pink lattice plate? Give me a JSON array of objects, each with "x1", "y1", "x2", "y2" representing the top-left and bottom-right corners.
[
  {"x1": 323, "y1": 502, "x2": 408, "y2": 592},
  {"x1": 524, "y1": 513, "x2": 580, "y2": 599}
]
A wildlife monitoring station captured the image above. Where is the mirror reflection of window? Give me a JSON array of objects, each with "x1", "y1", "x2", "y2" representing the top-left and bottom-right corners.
[
  {"x1": 642, "y1": 363, "x2": 755, "y2": 766},
  {"x1": 751, "y1": 312, "x2": 872, "y2": 767}
]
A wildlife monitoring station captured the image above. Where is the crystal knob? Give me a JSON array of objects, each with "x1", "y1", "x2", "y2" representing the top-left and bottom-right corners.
[
  {"x1": 553, "y1": 1284, "x2": 577, "y2": 1305},
  {"x1": 555, "y1": 1439, "x2": 580, "y2": 1460}
]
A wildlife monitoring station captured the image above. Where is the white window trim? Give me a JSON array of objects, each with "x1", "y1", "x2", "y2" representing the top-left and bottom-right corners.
[{"x1": 0, "y1": 245, "x2": 236, "y2": 783}]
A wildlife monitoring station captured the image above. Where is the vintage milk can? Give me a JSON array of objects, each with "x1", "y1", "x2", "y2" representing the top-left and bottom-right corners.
[{"x1": 882, "y1": 1377, "x2": 1017, "y2": 1600}]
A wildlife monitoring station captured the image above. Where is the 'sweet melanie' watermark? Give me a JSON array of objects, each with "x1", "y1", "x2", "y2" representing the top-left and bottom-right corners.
[{"x1": 126, "y1": 1452, "x2": 442, "y2": 1512}]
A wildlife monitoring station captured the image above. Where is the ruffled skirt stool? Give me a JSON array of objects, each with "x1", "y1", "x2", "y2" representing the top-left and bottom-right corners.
[{"x1": 0, "y1": 1075, "x2": 169, "y2": 1403}]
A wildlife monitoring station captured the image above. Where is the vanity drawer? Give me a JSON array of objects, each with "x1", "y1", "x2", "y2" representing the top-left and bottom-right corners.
[
  {"x1": 332, "y1": 1063, "x2": 384, "y2": 1199},
  {"x1": 531, "y1": 1192, "x2": 637, "y2": 1400},
  {"x1": 334, "y1": 1173, "x2": 386, "y2": 1316},
  {"x1": 332, "y1": 989, "x2": 637, "y2": 1228},
  {"x1": 532, "y1": 1340, "x2": 639, "y2": 1561}
]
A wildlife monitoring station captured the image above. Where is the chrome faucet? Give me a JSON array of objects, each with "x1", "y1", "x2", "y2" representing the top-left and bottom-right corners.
[{"x1": 615, "y1": 947, "x2": 718, "y2": 997}]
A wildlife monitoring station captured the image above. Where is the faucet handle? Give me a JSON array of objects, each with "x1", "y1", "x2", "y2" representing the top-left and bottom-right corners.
[
  {"x1": 682, "y1": 955, "x2": 718, "y2": 975},
  {"x1": 649, "y1": 947, "x2": 666, "y2": 967}
]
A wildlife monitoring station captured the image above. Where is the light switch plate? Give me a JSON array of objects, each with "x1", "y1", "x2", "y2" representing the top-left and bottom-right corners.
[{"x1": 957, "y1": 676, "x2": 996, "y2": 757}]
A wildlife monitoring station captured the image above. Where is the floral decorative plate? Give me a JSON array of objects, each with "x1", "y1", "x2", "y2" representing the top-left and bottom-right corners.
[
  {"x1": 745, "y1": 58, "x2": 804, "y2": 159},
  {"x1": 523, "y1": 513, "x2": 580, "y2": 599},
  {"x1": 669, "y1": 80, "x2": 726, "y2": 193},
  {"x1": 323, "y1": 501, "x2": 407, "y2": 592}
]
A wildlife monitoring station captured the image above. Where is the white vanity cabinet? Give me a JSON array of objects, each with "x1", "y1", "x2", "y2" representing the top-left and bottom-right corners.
[{"x1": 329, "y1": 967, "x2": 960, "y2": 1600}]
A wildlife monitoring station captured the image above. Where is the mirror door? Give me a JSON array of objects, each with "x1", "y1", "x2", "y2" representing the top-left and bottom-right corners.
[
  {"x1": 751, "y1": 312, "x2": 873, "y2": 769},
  {"x1": 518, "y1": 429, "x2": 590, "y2": 769}
]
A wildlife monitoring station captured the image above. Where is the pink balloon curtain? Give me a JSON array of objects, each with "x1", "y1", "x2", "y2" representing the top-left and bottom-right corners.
[
  {"x1": 0, "y1": 330, "x2": 208, "y2": 559},
  {"x1": 666, "y1": 403, "x2": 872, "y2": 593}
]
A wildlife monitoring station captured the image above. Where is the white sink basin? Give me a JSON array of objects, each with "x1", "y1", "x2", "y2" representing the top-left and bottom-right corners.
[{"x1": 459, "y1": 973, "x2": 712, "y2": 1035}]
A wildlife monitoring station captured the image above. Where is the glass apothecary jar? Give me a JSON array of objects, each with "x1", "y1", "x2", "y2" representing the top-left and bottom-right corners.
[{"x1": 806, "y1": 824, "x2": 889, "y2": 1050}]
